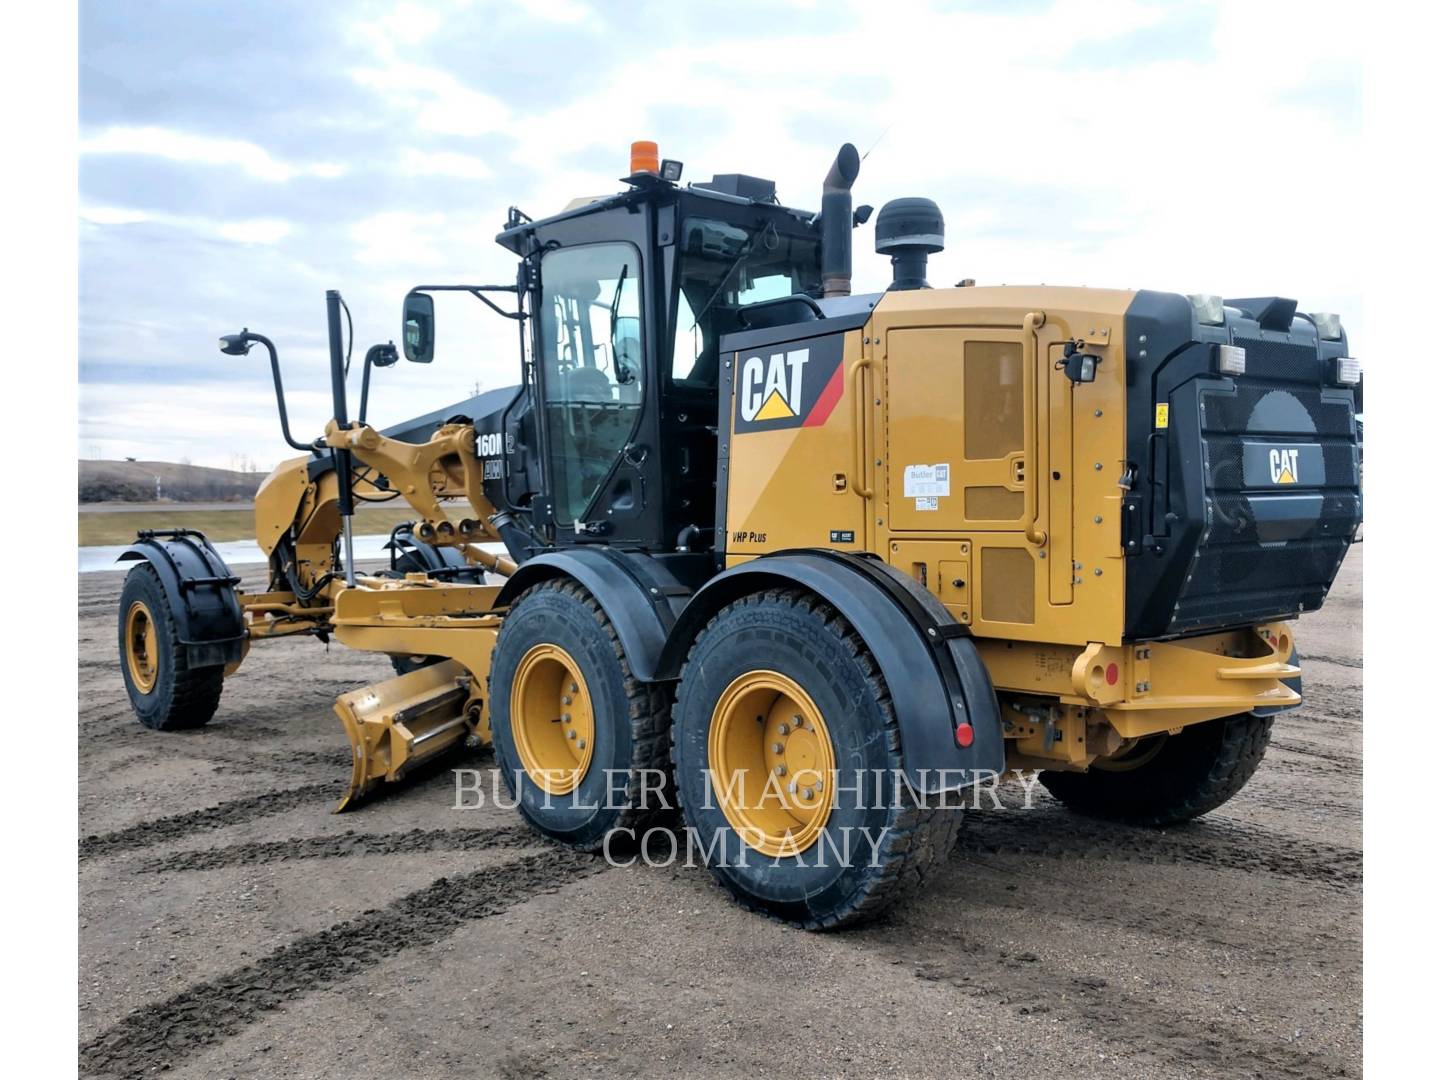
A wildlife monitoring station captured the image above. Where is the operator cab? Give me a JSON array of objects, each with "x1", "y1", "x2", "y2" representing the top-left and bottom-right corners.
[{"x1": 484, "y1": 146, "x2": 842, "y2": 569}]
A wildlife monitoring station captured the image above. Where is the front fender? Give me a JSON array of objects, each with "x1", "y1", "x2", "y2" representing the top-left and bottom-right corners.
[
  {"x1": 492, "y1": 548, "x2": 691, "y2": 683},
  {"x1": 117, "y1": 530, "x2": 245, "y2": 668}
]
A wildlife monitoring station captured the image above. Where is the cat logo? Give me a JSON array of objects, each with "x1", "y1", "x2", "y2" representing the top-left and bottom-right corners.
[
  {"x1": 1269, "y1": 447, "x2": 1300, "y2": 484},
  {"x1": 731, "y1": 334, "x2": 846, "y2": 434},
  {"x1": 740, "y1": 349, "x2": 808, "y2": 422}
]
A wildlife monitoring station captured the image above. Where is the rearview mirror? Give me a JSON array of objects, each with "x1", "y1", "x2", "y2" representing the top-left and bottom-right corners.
[{"x1": 402, "y1": 292, "x2": 435, "y2": 363}]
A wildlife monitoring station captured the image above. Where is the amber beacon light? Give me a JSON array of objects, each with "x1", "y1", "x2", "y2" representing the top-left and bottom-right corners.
[{"x1": 630, "y1": 140, "x2": 660, "y2": 175}]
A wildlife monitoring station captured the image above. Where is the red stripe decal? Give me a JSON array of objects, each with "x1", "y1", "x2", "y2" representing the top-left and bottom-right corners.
[{"x1": 802, "y1": 362, "x2": 846, "y2": 427}]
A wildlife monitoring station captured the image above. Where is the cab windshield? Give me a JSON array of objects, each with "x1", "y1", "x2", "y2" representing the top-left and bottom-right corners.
[{"x1": 670, "y1": 217, "x2": 821, "y2": 387}]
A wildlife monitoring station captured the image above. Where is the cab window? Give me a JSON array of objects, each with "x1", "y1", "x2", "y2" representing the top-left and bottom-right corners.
[
  {"x1": 538, "y1": 243, "x2": 644, "y2": 526},
  {"x1": 670, "y1": 218, "x2": 821, "y2": 387}
]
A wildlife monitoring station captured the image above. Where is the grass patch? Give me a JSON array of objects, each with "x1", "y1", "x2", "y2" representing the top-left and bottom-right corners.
[{"x1": 78, "y1": 507, "x2": 420, "y2": 546}]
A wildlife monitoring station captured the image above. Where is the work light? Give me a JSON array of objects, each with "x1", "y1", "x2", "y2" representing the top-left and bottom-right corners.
[
  {"x1": 1188, "y1": 293, "x2": 1225, "y2": 326},
  {"x1": 1216, "y1": 344, "x2": 1247, "y2": 375},
  {"x1": 1312, "y1": 312, "x2": 1343, "y2": 340},
  {"x1": 1335, "y1": 357, "x2": 1362, "y2": 385}
]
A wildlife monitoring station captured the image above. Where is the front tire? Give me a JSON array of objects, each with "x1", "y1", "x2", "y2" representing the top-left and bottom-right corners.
[
  {"x1": 671, "y1": 589, "x2": 962, "y2": 930},
  {"x1": 118, "y1": 563, "x2": 224, "y2": 731},
  {"x1": 488, "y1": 579, "x2": 671, "y2": 850},
  {"x1": 1039, "y1": 711, "x2": 1274, "y2": 826}
]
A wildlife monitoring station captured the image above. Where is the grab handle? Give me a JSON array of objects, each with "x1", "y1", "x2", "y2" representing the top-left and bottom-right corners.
[
  {"x1": 850, "y1": 356, "x2": 873, "y2": 498},
  {"x1": 1022, "y1": 311, "x2": 1048, "y2": 546}
]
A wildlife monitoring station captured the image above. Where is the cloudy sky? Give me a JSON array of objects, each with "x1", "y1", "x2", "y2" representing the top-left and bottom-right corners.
[{"x1": 79, "y1": 0, "x2": 1361, "y2": 470}]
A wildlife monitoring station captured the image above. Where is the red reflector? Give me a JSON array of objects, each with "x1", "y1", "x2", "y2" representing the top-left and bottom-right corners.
[
  {"x1": 1105, "y1": 662, "x2": 1119, "y2": 686},
  {"x1": 955, "y1": 722, "x2": 974, "y2": 747}
]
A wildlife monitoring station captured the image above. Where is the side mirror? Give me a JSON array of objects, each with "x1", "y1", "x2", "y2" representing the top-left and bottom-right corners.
[{"x1": 402, "y1": 292, "x2": 435, "y2": 363}]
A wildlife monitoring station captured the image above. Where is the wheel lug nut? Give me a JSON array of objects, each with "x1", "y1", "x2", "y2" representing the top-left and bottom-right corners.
[
  {"x1": 568, "y1": 730, "x2": 577, "y2": 740},
  {"x1": 775, "y1": 764, "x2": 787, "y2": 776},
  {"x1": 569, "y1": 682, "x2": 578, "y2": 693},
  {"x1": 778, "y1": 722, "x2": 789, "y2": 735},
  {"x1": 814, "y1": 778, "x2": 823, "y2": 792},
  {"x1": 772, "y1": 742, "x2": 784, "y2": 753},
  {"x1": 577, "y1": 739, "x2": 586, "y2": 749},
  {"x1": 562, "y1": 696, "x2": 571, "y2": 705},
  {"x1": 562, "y1": 713, "x2": 571, "y2": 723},
  {"x1": 802, "y1": 788, "x2": 813, "y2": 800},
  {"x1": 788, "y1": 782, "x2": 798, "y2": 794}
]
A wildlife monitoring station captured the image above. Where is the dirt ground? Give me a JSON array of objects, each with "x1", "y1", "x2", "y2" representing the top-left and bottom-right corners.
[{"x1": 78, "y1": 552, "x2": 1362, "y2": 1079}]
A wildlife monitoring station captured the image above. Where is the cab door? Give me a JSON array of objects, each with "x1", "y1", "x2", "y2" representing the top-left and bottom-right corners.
[{"x1": 533, "y1": 238, "x2": 650, "y2": 541}]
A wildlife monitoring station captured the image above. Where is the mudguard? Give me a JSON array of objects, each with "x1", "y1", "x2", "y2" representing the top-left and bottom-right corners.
[
  {"x1": 117, "y1": 529, "x2": 245, "y2": 668},
  {"x1": 385, "y1": 528, "x2": 483, "y2": 583},
  {"x1": 655, "y1": 550, "x2": 1004, "y2": 793},
  {"x1": 492, "y1": 547, "x2": 692, "y2": 683}
]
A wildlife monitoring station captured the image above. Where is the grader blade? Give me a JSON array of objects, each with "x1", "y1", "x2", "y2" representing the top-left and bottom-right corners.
[{"x1": 334, "y1": 659, "x2": 476, "y2": 812}]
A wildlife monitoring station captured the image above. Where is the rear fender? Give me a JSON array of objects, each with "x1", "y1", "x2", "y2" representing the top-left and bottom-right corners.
[
  {"x1": 117, "y1": 530, "x2": 245, "y2": 668},
  {"x1": 656, "y1": 551, "x2": 1004, "y2": 793}
]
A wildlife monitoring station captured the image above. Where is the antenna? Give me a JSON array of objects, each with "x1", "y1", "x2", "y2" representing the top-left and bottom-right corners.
[{"x1": 861, "y1": 124, "x2": 891, "y2": 162}]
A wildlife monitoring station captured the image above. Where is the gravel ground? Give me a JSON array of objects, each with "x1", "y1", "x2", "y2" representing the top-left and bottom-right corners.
[{"x1": 78, "y1": 552, "x2": 1362, "y2": 1079}]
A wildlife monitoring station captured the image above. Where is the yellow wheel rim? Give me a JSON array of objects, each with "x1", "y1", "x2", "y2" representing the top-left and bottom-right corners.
[
  {"x1": 708, "y1": 670, "x2": 836, "y2": 857},
  {"x1": 510, "y1": 643, "x2": 595, "y2": 795},
  {"x1": 1093, "y1": 733, "x2": 1168, "y2": 772},
  {"x1": 124, "y1": 600, "x2": 159, "y2": 694}
]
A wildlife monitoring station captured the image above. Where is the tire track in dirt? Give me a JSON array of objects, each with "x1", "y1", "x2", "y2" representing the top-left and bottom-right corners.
[
  {"x1": 1270, "y1": 739, "x2": 1359, "y2": 772},
  {"x1": 138, "y1": 825, "x2": 539, "y2": 873},
  {"x1": 78, "y1": 849, "x2": 605, "y2": 1078},
  {"x1": 79, "y1": 783, "x2": 333, "y2": 861},
  {"x1": 951, "y1": 851, "x2": 1358, "y2": 966},
  {"x1": 882, "y1": 929, "x2": 1349, "y2": 1080},
  {"x1": 960, "y1": 808, "x2": 1361, "y2": 890}
]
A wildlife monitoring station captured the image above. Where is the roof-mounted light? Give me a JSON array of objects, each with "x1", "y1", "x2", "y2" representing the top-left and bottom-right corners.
[
  {"x1": 1312, "y1": 312, "x2": 1343, "y2": 340},
  {"x1": 1335, "y1": 357, "x2": 1362, "y2": 385},
  {"x1": 1188, "y1": 293, "x2": 1225, "y2": 326},
  {"x1": 629, "y1": 140, "x2": 659, "y2": 176}
]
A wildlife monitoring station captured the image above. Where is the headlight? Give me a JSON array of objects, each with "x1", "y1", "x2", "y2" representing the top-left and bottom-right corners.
[
  {"x1": 1312, "y1": 312, "x2": 1343, "y2": 341},
  {"x1": 1335, "y1": 357, "x2": 1361, "y2": 385},
  {"x1": 1216, "y1": 344, "x2": 1247, "y2": 375},
  {"x1": 1188, "y1": 293, "x2": 1225, "y2": 326}
]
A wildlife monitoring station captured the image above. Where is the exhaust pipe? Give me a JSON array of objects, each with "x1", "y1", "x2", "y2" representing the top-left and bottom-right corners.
[{"x1": 821, "y1": 143, "x2": 861, "y2": 298}]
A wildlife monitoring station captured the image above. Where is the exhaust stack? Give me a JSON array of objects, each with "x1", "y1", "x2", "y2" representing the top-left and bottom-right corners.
[{"x1": 820, "y1": 143, "x2": 861, "y2": 298}]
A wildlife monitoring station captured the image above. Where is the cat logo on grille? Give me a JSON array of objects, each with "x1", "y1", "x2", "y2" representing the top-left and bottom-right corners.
[{"x1": 1269, "y1": 447, "x2": 1300, "y2": 484}]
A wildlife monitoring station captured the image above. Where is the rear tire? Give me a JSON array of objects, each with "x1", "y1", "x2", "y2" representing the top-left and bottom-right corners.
[
  {"x1": 488, "y1": 579, "x2": 672, "y2": 851},
  {"x1": 118, "y1": 563, "x2": 224, "y2": 731},
  {"x1": 671, "y1": 589, "x2": 962, "y2": 930},
  {"x1": 1039, "y1": 711, "x2": 1274, "y2": 826}
]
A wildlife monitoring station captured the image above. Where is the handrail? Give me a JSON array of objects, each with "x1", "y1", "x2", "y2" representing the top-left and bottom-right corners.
[
  {"x1": 850, "y1": 356, "x2": 873, "y2": 498},
  {"x1": 1022, "y1": 311, "x2": 1048, "y2": 546}
]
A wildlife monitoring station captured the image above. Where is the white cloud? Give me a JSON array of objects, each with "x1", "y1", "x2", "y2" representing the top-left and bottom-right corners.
[
  {"x1": 216, "y1": 219, "x2": 293, "y2": 245},
  {"x1": 399, "y1": 148, "x2": 494, "y2": 179},
  {"x1": 80, "y1": 126, "x2": 346, "y2": 182},
  {"x1": 80, "y1": 206, "x2": 149, "y2": 225},
  {"x1": 350, "y1": 62, "x2": 511, "y2": 138},
  {"x1": 81, "y1": 205, "x2": 294, "y2": 246}
]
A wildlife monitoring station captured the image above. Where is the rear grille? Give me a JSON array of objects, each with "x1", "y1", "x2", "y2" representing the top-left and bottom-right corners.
[{"x1": 1167, "y1": 371, "x2": 1359, "y2": 633}]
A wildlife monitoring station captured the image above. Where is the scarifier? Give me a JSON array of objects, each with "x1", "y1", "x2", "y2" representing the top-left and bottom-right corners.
[{"x1": 117, "y1": 141, "x2": 1362, "y2": 928}]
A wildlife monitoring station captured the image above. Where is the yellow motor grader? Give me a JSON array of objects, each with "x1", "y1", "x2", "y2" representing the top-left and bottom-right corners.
[{"x1": 117, "y1": 141, "x2": 1362, "y2": 928}]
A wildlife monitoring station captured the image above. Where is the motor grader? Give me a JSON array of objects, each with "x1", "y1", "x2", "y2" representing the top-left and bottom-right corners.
[{"x1": 116, "y1": 140, "x2": 1362, "y2": 928}]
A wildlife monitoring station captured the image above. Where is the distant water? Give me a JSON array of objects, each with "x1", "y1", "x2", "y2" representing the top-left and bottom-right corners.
[{"x1": 80, "y1": 533, "x2": 395, "y2": 574}]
